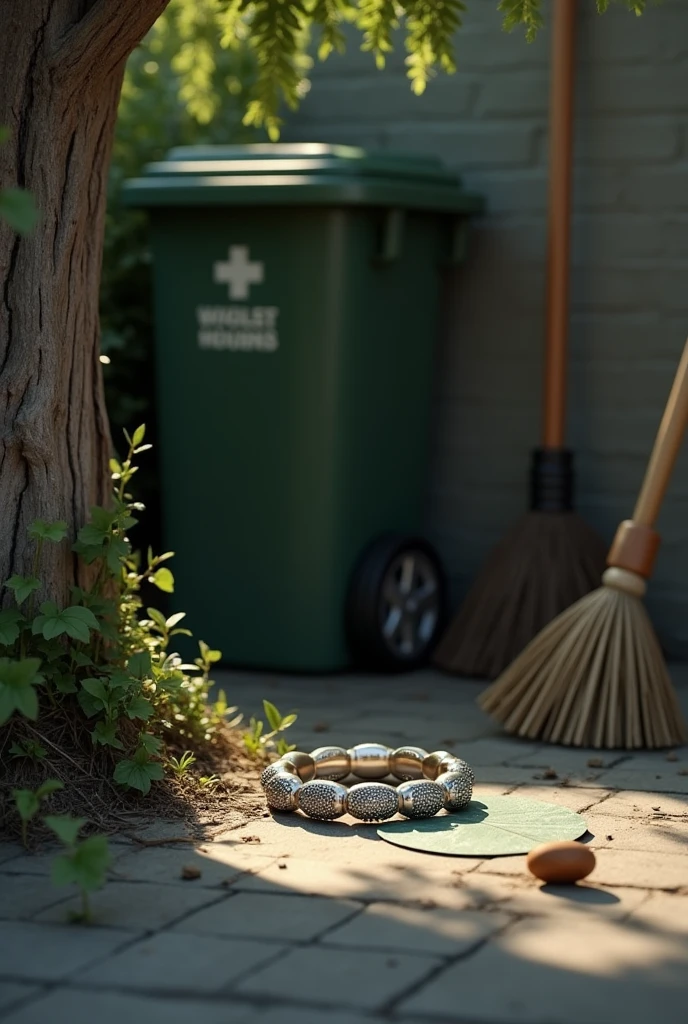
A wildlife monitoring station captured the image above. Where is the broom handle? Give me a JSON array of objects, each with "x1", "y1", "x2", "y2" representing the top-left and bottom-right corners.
[
  {"x1": 633, "y1": 337, "x2": 688, "y2": 527},
  {"x1": 542, "y1": 0, "x2": 577, "y2": 449}
]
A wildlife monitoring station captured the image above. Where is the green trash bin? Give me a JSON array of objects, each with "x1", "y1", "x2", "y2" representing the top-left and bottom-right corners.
[{"x1": 124, "y1": 143, "x2": 483, "y2": 672}]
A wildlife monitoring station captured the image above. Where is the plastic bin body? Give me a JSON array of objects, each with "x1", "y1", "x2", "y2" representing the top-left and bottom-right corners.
[{"x1": 125, "y1": 145, "x2": 482, "y2": 671}]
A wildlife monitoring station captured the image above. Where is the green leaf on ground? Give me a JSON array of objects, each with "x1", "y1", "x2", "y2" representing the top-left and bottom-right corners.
[{"x1": 378, "y1": 795, "x2": 588, "y2": 857}]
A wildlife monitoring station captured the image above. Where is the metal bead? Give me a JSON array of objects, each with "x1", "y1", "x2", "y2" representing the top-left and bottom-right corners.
[
  {"x1": 422, "y1": 750, "x2": 452, "y2": 780},
  {"x1": 296, "y1": 780, "x2": 348, "y2": 820},
  {"x1": 347, "y1": 743, "x2": 392, "y2": 779},
  {"x1": 345, "y1": 782, "x2": 399, "y2": 821},
  {"x1": 264, "y1": 771, "x2": 302, "y2": 812},
  {"x1": 397, "y1": 780, "x2": 445, "y2": 819},
  {"x1": 280, "y1": 751, "x2": 316, "y2": 781},
  {"x1": 310, "y1": 746, "x2": 351, "y2": 781},
  {"x1": 437, "y1": 756, "x2": 475, "y2": 785},
  {"x1": 437, "y1": 769, "x2": 473, "y2": 812},
  {"x1": 390, "y1": 746, "x2": 429, "y2": 781},
  {"x1": 260, "y1": 760, "x2": 298, "y2": 788}
]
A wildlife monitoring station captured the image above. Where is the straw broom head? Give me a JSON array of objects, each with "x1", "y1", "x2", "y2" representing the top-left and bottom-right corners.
[{"x1": 479, "y1": 337, "x2": 688, "y2": 750}]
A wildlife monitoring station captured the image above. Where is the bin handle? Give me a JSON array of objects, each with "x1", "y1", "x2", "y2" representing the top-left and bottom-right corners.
[{"x1": 377, "y1": 208, "x2": 405, "y2": 263}]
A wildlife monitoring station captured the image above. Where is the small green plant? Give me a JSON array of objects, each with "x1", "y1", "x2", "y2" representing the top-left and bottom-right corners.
[
  {"x1": 12, "y1": 780, "x2": 64, "y2": 848},
  {"x1": 9, "y1": 738, "x2": 47, "y2": 761},
  {"x1": 198, "y1": 774, "x2": 221, "y2": 790},
  {"x1": 167, "y1": 750, "x2": 197, "y2": 778},
  {"x1": 244, "y1": 700, "x2": 297, "y2": 759},
  {"x1": 45, "y1": 816, "x2": 111, "y2": 924}
]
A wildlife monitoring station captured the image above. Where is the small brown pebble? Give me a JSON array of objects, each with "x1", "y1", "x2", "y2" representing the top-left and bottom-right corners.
[
  {"x1": 527, "y1": 841, "x2": 595, "y2": 884},
  {"x1": 278, "y1": 862, "x2": 287, "y2": 870},
  {"x1": 666, "y1": 752, "x2": 679, "y2": 762},
  {"x1": 543, "y1": 768, "x2": 558, "y2": 780},
  {"x1": 678, "y1": 770, "x2": 688, "y2": 776},
  {"x1": 241, "y1": 835, "x2": 261, "y2": 843},
  {"x1": 312, "y1": 721, "x2": 330, "y2": 733},
  {"x1": 180, "y1": 865, "x2": 201, "y2": 880},
  {"x1": 652, "y1": 806, "x2": 661, "y2": 811},
  {"x1": 606, "y1": 835, "x2": 614, "y2": 841}
]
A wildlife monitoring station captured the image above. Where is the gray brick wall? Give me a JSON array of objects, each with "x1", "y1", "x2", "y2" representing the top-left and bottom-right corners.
[{"x1": 283, "y1": 0, "x2": 688, "y2": 658}]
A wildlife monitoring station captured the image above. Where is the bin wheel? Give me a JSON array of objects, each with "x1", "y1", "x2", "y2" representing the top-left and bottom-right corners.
[{"x1": 346, "y1": 533, "x2": 446, "y2": 671}]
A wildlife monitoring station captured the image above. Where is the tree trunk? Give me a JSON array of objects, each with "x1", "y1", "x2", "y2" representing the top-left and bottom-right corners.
[{"x1": 0, "y1": 0, "x2": 168, "y2": 605}]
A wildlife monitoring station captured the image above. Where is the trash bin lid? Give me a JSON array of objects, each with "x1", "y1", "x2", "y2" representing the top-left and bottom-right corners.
[{"x1": 123, "y1": 143, "x2": 483, "y2": 214}]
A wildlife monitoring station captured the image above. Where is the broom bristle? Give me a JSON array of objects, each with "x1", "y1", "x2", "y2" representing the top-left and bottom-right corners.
[
  {"x1": 433, "y1": 511, "x2": 607, "y2": 680},
  {"x1": 478, "y1": 584, "x2": 687, "y2": 749}
]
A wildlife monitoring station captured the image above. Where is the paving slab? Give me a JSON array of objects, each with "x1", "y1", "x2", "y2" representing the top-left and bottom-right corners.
[
  {"x1": 400, "y1": 914, "x2": 688, "y2": 1024},
  {"x1": 232, "y1": 852, "x2": 481, "y2": 905},
  {"x1": 33, "y1": 880, "x2": 224, "y2": 930},
  {"x1": 593, "y1": 767, "x2": 688, "y2": 794},
  {"x1": 506, "y1": 784, "x2": 611, "y2": 813},
  {"x1": 173, "y1": 890, "x2": 361, "y2": 941},
  {"x1": 472, "y1": 765, "x2": 604, "y2": 787},
  {"x1": 592, "y1": 790, "x2": 688, "y2": 819},
  {"x1": 237, "y1": 944, "x2": 442, "y2": 1011},
  {"x1": 0, "y1": 874, "x2": 72, "y2": 920},
  {"x1": 584, "y1": 811, "x2": 688, "y2": 854},
  {"x1": 468, "y1": 878, "x2": 650, "y2": 919},
  {"x1": 628, "y1": 891, "x2": 688, "y2": 936},
  {"x1": 323, "y1": 901, "x2": 511, "y2": 956},
  {"x1": 0, "y1": 988, "x2": 256, "y2": 1024},
  {"x1": 508, "y1": 747, "x2": 626, "y2": 772},
  {"x1": 75, "y1": 930, "x2": 283, "y2": 994},
  {"x1": 586, "y1": 848, "x2": 688, "y2": 890},
  {"x1": 0, "y1": 843, "x2": 128, "y2": 877},
  {"x1": 0, "y1": 846, "x2": 24, "y2": 867},
  {"x1": 257, "y1": 1008, "x2": 375, "y2": 1024},
  {"x1": 475, "y1": 846, "x2": 688, "y2": 890},
  {"x1": 0, "y1": 920, "x2": 136, "y2": 982},
  {"x1": 112, "y1": 843, "x2": 276, "y2": 888},
  {"x1": 0, "y1": 984, "x2": 39, "y2": 1015}
]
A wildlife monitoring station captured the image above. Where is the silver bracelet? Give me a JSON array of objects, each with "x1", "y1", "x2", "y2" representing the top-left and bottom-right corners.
[{"x1": 260, "y1": 744, "x2": 474, "y2": 822}]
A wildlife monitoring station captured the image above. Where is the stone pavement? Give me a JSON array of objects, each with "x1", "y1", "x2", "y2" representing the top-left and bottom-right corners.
[{"x1": 1, "y1": 667, "x2": 687, "y2": 1024}]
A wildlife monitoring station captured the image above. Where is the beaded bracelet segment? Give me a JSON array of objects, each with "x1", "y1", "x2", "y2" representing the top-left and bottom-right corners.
[{"x1": 261, "y1": 743, "x2": 474, "y2": 822}]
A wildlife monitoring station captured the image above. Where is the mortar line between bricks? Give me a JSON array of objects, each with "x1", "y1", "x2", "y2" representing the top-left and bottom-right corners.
[{"x1": 380, "y1": 915, "x2": 522, "y2": 1017}]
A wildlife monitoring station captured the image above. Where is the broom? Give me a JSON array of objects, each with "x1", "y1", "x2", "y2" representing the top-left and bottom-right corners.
[
  {"x1": 433, "y1": 0, "x2": 606, "y2": 680},
  {"x1": 479, "y1": 336, "x2": 688, "y2": 750}
]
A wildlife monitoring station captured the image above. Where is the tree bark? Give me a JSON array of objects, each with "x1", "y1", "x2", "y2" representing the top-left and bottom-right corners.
[{"x1": 0, "y1": 0, "x2": 168, "y2": 605}]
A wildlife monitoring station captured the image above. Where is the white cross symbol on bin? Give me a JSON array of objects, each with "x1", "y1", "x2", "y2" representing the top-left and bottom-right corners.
[{"x1": 213, "y1": 245, "x2": 264, "y2": 300}]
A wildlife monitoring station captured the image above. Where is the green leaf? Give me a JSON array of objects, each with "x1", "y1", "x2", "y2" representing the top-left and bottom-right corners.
[
  {"x1": 280, "y1": 714, "x2": 298, "y2": 730},
  {"x1": 34, "y1": 605, "x2": 99, "y2": 644},
  {"x1": 126, "y1": 695, "x2": 153, "y2": 720},
  {"x1": 10, "y1": 740, "x2": 47, "y2": 760},
  {"x1": 81, "y1": 677, "x2": 109, "y2": 703},
  {"x1": 138, "y1": 733, "x2": 162, "y2": 755},
  {"x1": 263, "y1": 700, "x2": 282, "y2": 733},
  {"x1": 127, "y1": 650, "x2": 151, "y2": 678},
  {"x1": 13, "y1": 789, "x2": 40, "y2": 822},
  {"x1": 28, "y1": 520, "x2": 68, "y2": 543},
  {"x1": 92, "y1": 720, "x2": 125, "y2": 750},
  {"x1": 77, "y1": 688, "x2": 104, "y2": 718},
  {"x1": 5, "y1": 576, "x2": 41, "y2": 605},
  {"x1": 106, "y1": 537, "x2": 130, "y2": 574},
  {"x1": 165, "y1": 612, "x2": 186, "y2": 629},
  {"x1": 66, "y1": 835, "x2": 111, "y2": 890},
  {"x1": 146, "y1": 608, "x2": 167, "y2": 631},
  {"x1": 54, "y1": 672, "x2": 78, "y2": 694},
  {"x1": 72, "y1": 651, "x2": 94, "y2": 668},
  {"x1": 50, "y1": 852, "x2": 80, "y2": 887},
  {"x1": 36, "y1": 779, "x2": 64, "y2": 800},
  {"x1": 132, "y1": 424, "x2": 146, "y2": 447},
  {"x1": 0, "y1": 187, "x2": 38, "y2": 234},
  {"x1": 0, "y1": 608, "x2": 23, "y2": 645},
  {"x1": 0, "y1": 657, "x2": 43, "y2": 724},
  {"x1": 377, "y1": 795, "x2": 588, "y2": 857},
  {"x1": 45, "y1": 814, "x2": 85, "y2": 847},
  {"x1": 150, "y1": 567, "x2": 174, "y2": 593},
  {"x1": 113, "y1": 758, "x2": 163, "y2": 795}
]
